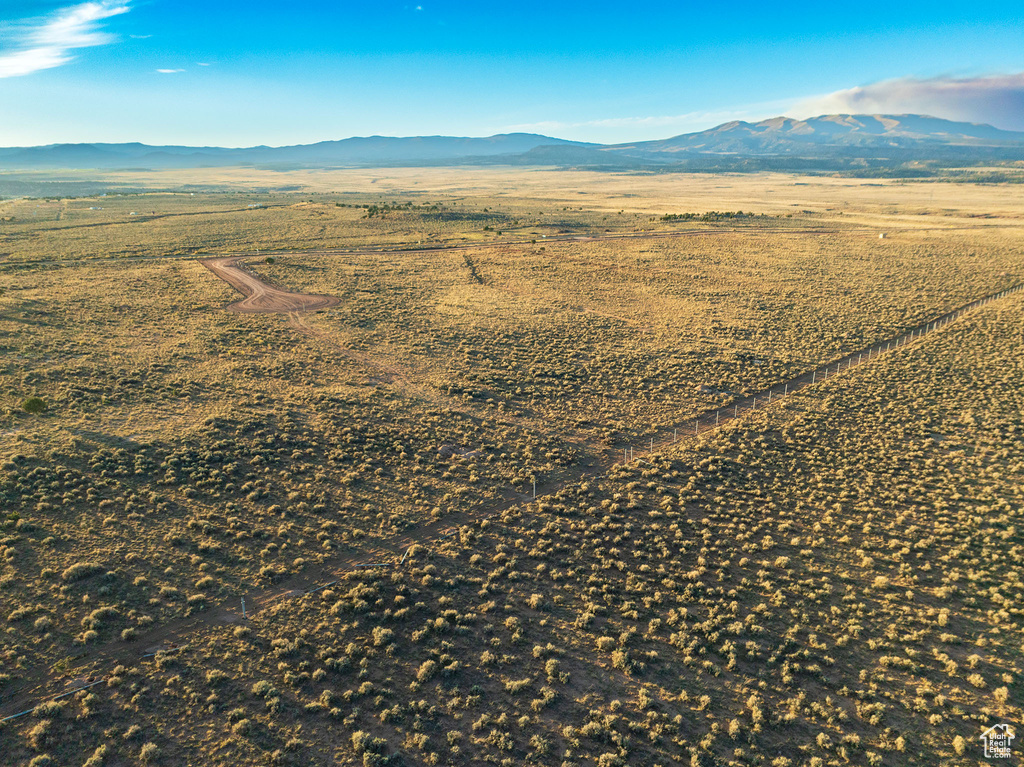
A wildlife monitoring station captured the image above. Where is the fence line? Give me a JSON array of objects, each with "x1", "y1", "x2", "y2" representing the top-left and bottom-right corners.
[
  {"x1": 1, "y1": 680, "x2": 104, "y2": 724},
  {"x1": 616, "y1": 282, "x2": 1023, "y2": 464}
]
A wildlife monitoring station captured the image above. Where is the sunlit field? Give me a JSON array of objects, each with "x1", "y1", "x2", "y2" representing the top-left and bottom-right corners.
[{"x1": 1, "y1": 168, "x2": 1022, "y2": 766}]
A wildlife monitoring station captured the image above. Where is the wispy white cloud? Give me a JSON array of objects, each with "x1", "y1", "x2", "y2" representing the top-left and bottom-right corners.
[
  {"x1": 791, "y1": 73, "x2": 1024, "y2": 131},
  {"x1": 156, "y1": 68, "x2": 183, "y2": 74},
  {"x1": 0, "y1": 1, "x2": 130, "y2": 78}
]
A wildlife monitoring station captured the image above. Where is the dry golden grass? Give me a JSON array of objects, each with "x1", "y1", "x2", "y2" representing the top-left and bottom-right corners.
[
  {"x1": 4, "y1": 293, "x2": 1021, "y2": 766},
  {"x1": 3, "y1": 166, "x2": 1024, "y2": 264},
  {"x1": 1, "y1": 168, "x2": 1022, "y2": 765}
]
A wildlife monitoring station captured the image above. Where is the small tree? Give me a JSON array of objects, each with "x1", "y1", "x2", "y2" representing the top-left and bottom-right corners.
[{"x1": 22, "y1": 397, "x2": 46, "y2": 414}]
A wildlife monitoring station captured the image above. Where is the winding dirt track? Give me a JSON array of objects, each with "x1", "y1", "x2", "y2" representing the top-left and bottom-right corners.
[{"x1": 201, "y1": 257, "x2": 339, "y2": 313}]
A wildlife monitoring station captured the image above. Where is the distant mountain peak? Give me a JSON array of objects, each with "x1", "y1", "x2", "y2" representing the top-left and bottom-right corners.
[
  {"x1": 1, "y1": 115, "x2": 1023, "y2": 172},
  {"x1": 621, "y1": 113, "x2": 1024, "y2": 156}
]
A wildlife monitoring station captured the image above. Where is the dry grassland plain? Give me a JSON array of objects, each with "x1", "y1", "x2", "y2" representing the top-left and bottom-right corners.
[{"x1": 0, "y1": 168, "x2": 1022, "y2": 766}]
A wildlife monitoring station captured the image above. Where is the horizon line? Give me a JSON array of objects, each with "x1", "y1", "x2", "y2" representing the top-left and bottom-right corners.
[{"x1": 2, "y1": 111, "x2": 1016, "y2": 151}]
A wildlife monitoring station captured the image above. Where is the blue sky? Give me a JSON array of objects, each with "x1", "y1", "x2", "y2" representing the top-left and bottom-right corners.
[{"x1": 1, "y1": 0, "x2": 1023, "y2": 146}]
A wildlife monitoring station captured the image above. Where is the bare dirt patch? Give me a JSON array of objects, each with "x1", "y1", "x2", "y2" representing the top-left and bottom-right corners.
[{"x1": 201, "y1": 256, "x2": 339, "y2": 313}]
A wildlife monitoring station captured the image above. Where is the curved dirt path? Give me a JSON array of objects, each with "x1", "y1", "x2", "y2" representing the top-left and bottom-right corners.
[
  {"x1": 202, "y1": 256, "x2": 339, "y2": 313},
  {"x1": 207, "y1": 258, "x2": 589, "y2": 441},
  {"x1": 205, "y1": 257, "x2": 437, "y2": 401}
]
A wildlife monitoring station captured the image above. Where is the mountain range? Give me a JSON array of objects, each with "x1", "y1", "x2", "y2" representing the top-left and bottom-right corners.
[{"x1": 3, "y1": 114, "x2": 1024, "y2": 172}]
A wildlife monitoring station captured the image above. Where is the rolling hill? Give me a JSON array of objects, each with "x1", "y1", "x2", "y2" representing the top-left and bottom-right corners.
[{"x1": 0, "y1": 133, "x2": 592, "y2": 170}]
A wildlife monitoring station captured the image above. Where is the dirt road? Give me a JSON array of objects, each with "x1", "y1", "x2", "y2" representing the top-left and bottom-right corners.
[{"x1": 201, "y1": 256, "x2": 339, "y2": 313}]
